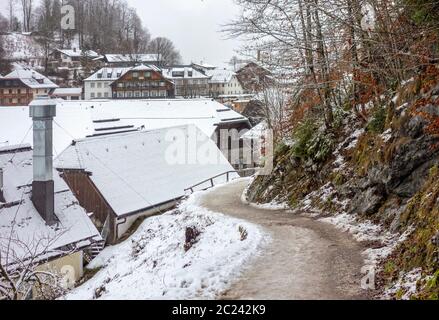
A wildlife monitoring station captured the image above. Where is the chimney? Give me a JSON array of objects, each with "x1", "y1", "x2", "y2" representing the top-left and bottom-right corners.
[
  {"x1": 29, "y1": 97, "x2": 57, "y2": 225},
  {"x1": 0, "y1": 167, "x2": 4, "y2": 203}
]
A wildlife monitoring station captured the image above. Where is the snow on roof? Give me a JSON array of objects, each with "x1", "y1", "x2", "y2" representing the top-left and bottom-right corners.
[
  {"x1": 55, "y1": 125, "x2": 236, "y2": 217},
  {"x1": 192, "y1": 62, "x2": 217, "y2": 70},
  {"x1": 0, "y1": 147, "x2": 101, "y2": 267},
  {"x1": 53, "y1": 88, "x2": 82, "y2": 96},
  {"x1": 206, "y1": 68, "x2": 236, "y2": 84},
  {"x1": 84, "y1": 65, "x2": 161, "y2": 82},
  {"x1": 4, "y1": 67, "x2": 58, "y2": 89},
  {"x1": 104, "y1": 54, "x2": 160, "y2": 63},
  {"x1": 241, "y1": 121, "x2": 268, "y2": 140},
  {"x1": 57, "y1": 48, "x2": 99, "y2": 58},
  {"x1": 0, "y1": 99, "x2": 249, "y2": 154},
  {"x1": 162, "y1": 66, "x2": 210, "y2": 80},
  {"x1": 131, "y1": 64, "x2": 162, "y2": 73},
  {"x1": 84, "y1": 67, "x2": 131, "y2": 81}
]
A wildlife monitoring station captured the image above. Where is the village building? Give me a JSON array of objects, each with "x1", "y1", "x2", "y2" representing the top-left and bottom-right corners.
[
  {"x1": 49, "y1": 48, "x2": 100, "y2": 69},
  {"x1": 51, "y1": 88, "x2": 82, "y2": 100},
  {"x1": 236, "y1": 62, "x2": 273, "y2": 93},
  {"x1": 96, "y1": 54, "x2": 161, "y2": 67},
  {"x1": 206, "y1": 68, "x2": 245, "y2": 98},
  {"x1": 83, "y1": 67, "x2": 131, "y2": 100},
  {"x1": 111, "y1": 65, "x2": 174, "y2": 99},
  {"x1": 162, "y1": 66, "x2": 210, "y2": 98},
  {"x1": 55, "y1": 124, "x2": 238, "y2": 244},
  {"x1": 0, "y1": 99, "x2": 101, "y2": 297},
  {"x1": 0, "y1": 99, "x2": 251, "y2": 158},
  {"x1": 0, "y1": 67, "x2": 58, "y2": 106}
]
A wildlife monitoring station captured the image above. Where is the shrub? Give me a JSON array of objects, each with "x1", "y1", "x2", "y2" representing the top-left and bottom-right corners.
[
  {"x1": 292, "y1": 119, "x2": 334, "y2": 163},
  {"x1": 367, "y1": 105, "x2": 387, "y2": 133}
]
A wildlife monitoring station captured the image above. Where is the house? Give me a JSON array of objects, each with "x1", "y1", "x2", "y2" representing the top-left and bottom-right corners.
[
  {"x1": 0, "y1": 99, "x2": 251, "y2": 157},
  {"x1": 236, "y1": 62, "x2": 273, "y2": 93},
  {"x1": 55, "y1": 124, "x2": 239, "y2": 244},
  {"x1": 111, "y1": 65, "x2": 174, "y2": 99},
  {"x1": 51, "y1": 88, "x2": 82, "y2": 100},
  {"x1": 0, "y1": 99, "x2": 101, "y2": 297},
  {"x1": 49, "y1": 48, "x2": 100, "y2": 69},
  {"x1": 162, "y1": 66, "x2": 210, "y2": 98},
  {"x1": 206, "y1": 68, "x2": 244, "y2": 98},
  {"x1": 0, "y1": 67, "x2": 58, "y2": 106},
  {"x1": 97, "y1": 54, "x2": 161, "y2": 67},
  {"x1": 83, "y1": 67, "x2": 131, "y2": 100}
]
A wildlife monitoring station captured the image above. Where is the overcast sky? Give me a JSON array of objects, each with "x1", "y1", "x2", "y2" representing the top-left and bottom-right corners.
[
  {"x1": 126, "y1": 0, "x2": 244, "y2": 66},
  {"x1": 1, "y1": 0, "x2": 244, "y2": 67}
]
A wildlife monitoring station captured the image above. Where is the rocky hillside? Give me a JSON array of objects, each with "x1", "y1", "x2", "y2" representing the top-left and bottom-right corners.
[{"x1": 246, "y1": 66, "x2": 439, "y2": 299}]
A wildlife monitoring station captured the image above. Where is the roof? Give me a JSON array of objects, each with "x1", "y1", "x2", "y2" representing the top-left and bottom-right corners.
[
  {"x1": 104, "y1": 54, "x2": 160, "y2": 63},
  {"x1": 4, "y1": 67, "x2": 58, "y2": 89},
  {"x1": 56, "y1": 48, "x2": 99, "y2": 58},
  {"x1": 162, "y1": 66, "x2": 210, "y2": 80},
  {"x1": 0, "y1": 98, "x2": 249, "y2": 154},
  {"x1": 206, "y1": 68, "x2": 237, "y2": 84},
  {"x1": 55, "y1": 125, "x2": 237, "y2": 217},
  {"x1": 53, "y1": 88, "x2": 82, "y2": 96},
  {"x1": 241, "y1": 121, "x2": 267, "y2": 140},
  {"x1": 0, "y1": 146, "x2": 101, "y2": 267},
  {"x1": 84, "y1": 67, "x2": 131, "y2": 81},
  {"x1": 84, "y1": 65, "x2": 161, "y2": 82}
]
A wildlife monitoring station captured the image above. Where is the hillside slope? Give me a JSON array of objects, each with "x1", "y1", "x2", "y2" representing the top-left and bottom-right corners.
[{"x1": 246, "y1": 66, "x2": 439, "y2": 299}]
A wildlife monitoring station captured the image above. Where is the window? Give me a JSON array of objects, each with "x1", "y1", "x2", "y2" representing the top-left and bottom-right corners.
[
  {"x1": 135, "y1": 91, "x2": 140, "y2": 97},
  {"x1": 159, "y1": 90, "x2": 166, "y2": 97},
  {"x1": 133, "y1": 72, "x2": 139, "y2": 78},
  {"x1": 97, "y1": 92, "x2": 102, "y2": 98},
  {"x1": 104, "y1": 92, "x2": 109, "y2": 98},
  {"x1": 91, "y1": 92, "x2": 95, "y2": 98},
  {"x1": 97, "y1": 83, "x2": 102, "y2": 88},
  {"x1": 117, "y1": 91, "x2": 124, "y2": 98},
  {"x1": 127, "y1": 91, "x2": 133, "y2": 98},
  {"x1": 117, "y1": 83, "x2": 124, "y2": 88},
  {"x1": 144, "y1": 72, "x2": 151, "y2": 78},
  {"x1": 91, "y1": 82, "x2": 95, "y2": 88},
  {"x1": 143, "y1": 91, "x2": 149, "y2": 97}
]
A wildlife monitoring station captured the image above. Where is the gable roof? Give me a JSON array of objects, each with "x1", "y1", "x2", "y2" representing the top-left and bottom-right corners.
[
  {"x1": 84, "y1": 67, "x2": 131, "y2": 81},
  {"x1": 84, "y1": 65, "x2": 162, "y2": 82},
  {"x1": 103, "y1": 54, "x2": 160, "y2": 64},
  {"x1": 55, "y1": 125, "x2": 237, "y2": 217},
  {"x1": 162, "y1": 66, "x2": 210, "y2": 80},
  {"x1": 56, "y1": 48, "x2": 99, "y2": 58},
  {"x1": 0, "y1": 99, "x2": 250, "y2": 154},
  {"x1": 0, "y1": 146, "x2": 101, "y2": 267},
  {"x1": 4, "y1": 67, "x2": 58, "y2": 89},
  {"x1": 206, "y1": 68, "x2": 237, "y2": 84}
]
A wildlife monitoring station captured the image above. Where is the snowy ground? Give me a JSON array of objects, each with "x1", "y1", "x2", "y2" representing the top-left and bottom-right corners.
[{"x1": 63, "y1": 187, "x2": 266, "y2": 300}]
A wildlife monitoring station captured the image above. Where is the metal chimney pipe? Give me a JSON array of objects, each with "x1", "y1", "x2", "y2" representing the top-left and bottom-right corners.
[
  {"x1": 0, "y1": 167, "x2": 4, "y2": 203},
  {"x1": 29, "y1": 97, "x2": 57, "y2": 225}
]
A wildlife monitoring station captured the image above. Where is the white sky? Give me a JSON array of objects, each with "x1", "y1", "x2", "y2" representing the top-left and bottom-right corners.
[{"x1": 0, "y1": 0, "x2": 244, "y2": 67}]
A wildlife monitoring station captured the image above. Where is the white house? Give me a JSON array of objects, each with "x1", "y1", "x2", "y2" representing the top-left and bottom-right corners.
[
  {"x1": 55, "y1": 124, "x2": 239, "y2": 243},
  {"x1": 206, "y1": 68, "x2": 244, "y2": 97},
  {"x1": 51, "y1": 88, "x2": 82, "y2": 100},
  {"x1": 50, "y1": 48, "x2": 100, "y2": 68},
  {"x1": 83, "y1": 67, "x2": 131, "y2": 100}
]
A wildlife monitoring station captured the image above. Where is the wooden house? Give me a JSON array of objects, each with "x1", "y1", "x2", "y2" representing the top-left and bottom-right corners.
[{"x1": 111, "y1": 65, "x2": 175, "y2": 99}]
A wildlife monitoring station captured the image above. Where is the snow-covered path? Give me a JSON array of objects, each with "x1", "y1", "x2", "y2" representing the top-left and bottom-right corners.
[{"x1": 200, "y1": 179, "x2": 367, "y2": 300}]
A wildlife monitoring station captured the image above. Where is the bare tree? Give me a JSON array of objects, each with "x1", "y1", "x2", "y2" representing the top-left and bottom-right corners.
[
  {"x1": 148, "y1": 37, "x2": 182, "y2": 67},
  {"x1": 20, "y1": 0, "x2": 34, "y2": 32}
]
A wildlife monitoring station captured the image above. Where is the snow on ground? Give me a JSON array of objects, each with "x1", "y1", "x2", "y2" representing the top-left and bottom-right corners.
[
  {"x1": 63, "y1": 187, "x2": 267, "y2": 300},
  {"x1": 383, "y1": 268, "x2": 423, "y2": 300},
  {"x1": 240, "y1": 177, "x2": 289, "y2": 211}
]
